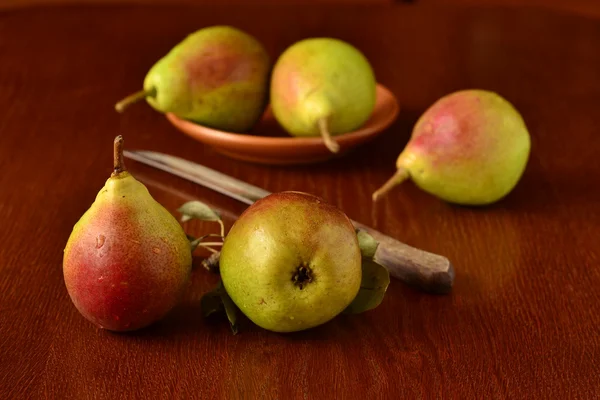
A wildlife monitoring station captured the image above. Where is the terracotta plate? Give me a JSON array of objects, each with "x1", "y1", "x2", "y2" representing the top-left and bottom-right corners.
[{"x1": 166, "y1": 83, "x2": 400, "y2": 165}]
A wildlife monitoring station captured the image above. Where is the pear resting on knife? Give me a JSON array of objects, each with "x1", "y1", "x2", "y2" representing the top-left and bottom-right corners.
[
  {"x1": 61, "y1": 136, "x2": 454, "y2": 335},
  {"x1": 124, "y1": 149, "x2": 455, "y2": 296}
]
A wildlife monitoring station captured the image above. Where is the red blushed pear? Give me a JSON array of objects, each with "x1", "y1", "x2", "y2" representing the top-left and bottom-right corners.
[
  {"x1": 373, "y1": 89, "x2": 531, "y2": 205},
  {"x1": 115, "y1": 25, "x2": 271, "y2": 133},
  {"x1": 62, "y1": 136, "x2": 192, "y2": 332},
  {"x1": 219, "y1": 191, "x2": 362, "y2": 333}
]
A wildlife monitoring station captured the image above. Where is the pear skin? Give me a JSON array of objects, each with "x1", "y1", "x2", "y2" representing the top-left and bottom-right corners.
[
  {"x1": 116, "y1": 26, "x2": 271, "y2": 133},
  {"x1": 270, "y1": 38, "x2": 377, "y2": 153},
  {"x1": 219, "y1": 191, "x2": 362, "y2": 333},
  {"x1": 373, "y1": 89, "x2": 531, "y2": 205},
  {"x1": 63, "y1": 137, "x2": 192, "y2": 331}
]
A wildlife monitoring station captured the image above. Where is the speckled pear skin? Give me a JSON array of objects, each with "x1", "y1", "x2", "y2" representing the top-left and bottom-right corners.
[
  {"x1": 63, "y1": 169, "x2": 192, "y2": 332},
  {"x1": 143, "y1": 25, "x2": 271, "y2": 132},
  {"x1": 389, "y1": 89, "x2": 531, "y2": 205},
  {"x1": 270, "y1": 38, "x2": 377, "y2": 137},
  {"x1": 219, "y1": 191, "x2": 362, "y2": 333}
]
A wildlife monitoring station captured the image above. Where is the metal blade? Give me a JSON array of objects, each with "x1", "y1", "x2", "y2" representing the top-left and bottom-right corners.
[{"x1": 123, "y1": 150, "x2": 270, "y2": 206}]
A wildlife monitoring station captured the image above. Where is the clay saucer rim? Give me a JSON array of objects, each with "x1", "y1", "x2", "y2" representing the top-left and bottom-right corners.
[{"x1": 165, "y1": 83, "x2": 399, "y2": 150}]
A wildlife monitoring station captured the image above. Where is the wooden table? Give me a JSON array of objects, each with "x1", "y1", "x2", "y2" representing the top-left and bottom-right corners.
[{"x1": 1, "y1": 3, "x2": 599, "y2": 399}]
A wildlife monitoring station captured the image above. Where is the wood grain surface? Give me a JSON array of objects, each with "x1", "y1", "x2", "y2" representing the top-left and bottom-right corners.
[{"x1": 1, "y1": 3, "x2": 599, "y2": 399}]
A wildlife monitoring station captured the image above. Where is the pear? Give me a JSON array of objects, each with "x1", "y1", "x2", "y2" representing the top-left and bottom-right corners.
[
  {"x1": 372, "y1": 89, "x2": 531, "y2": 205},
  {"x1": 219, "y1": 191, "x2": 362, "y2": 333},
  {"x1": 115, "y1": 25, "x2": 271, "y2": 133},
  {"x1": 62, "y1": 136, "x2": 192, "y2": 332},
  {"x1": 270, "y1": 38, "x2": 377, "y2": 153}
]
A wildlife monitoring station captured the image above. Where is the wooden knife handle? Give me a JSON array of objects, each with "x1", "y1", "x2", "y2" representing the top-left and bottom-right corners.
[{"x1": 352, "y1": 222, "x2": 455, "y2": 294}]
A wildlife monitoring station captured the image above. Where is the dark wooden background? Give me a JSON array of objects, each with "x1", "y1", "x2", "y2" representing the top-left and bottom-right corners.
[
  {"x1": 3, "y1": 0, "x2": 600, "y2": 18},
  {"x1": 1, "y1": 2, "x2": 599, "y2": 399}
]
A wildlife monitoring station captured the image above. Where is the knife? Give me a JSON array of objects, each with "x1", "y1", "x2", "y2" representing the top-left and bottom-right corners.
[{"x1": 124, "y1": 150, "x2": 455, "y2": 294}]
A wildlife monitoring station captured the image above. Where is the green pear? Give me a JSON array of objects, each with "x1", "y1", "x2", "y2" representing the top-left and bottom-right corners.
[
  {"x1": 219, "y1": 191, "x2": 362, "y2": 333},
  {"x1": 270, "y1": 38, "x2": 377, "y2": 153},
  {"x1": 63, "y1": 136, "x2": 192, "y2": 331},
  {"x1": 372, "y1": 89, "x2": 531, "y2": 205},
  {"x1": 115, "y1": 25, "x2": 271, "y2": 132}
]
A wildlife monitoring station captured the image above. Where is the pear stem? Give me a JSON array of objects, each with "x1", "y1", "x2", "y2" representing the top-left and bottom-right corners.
[
  {"x1": 199, "y1": 242, "x2": 224, "y2": 247},
  {"x1": 318, "y1": 117, "x2": 340, "y2": 154},
  {"x1": 217, "y1": 219, "x2": 225, "y2": 238},
  {"x1": 201, "y1": 251, "x2": 221, "y2": 273},
  {"x1": 112, "y1": 135, "x2": 126, "y2": 176},
  {"x1": 372, "y1": 168, "x2": 410, "y2": 201},
  {"x1": 198, "y1": 244, "x2": 219, "y2": 254},
  {"x1": 115, "y1": 89, "x2": 154, "y2": 113}
]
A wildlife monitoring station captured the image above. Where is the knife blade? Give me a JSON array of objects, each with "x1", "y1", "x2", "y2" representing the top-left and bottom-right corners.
[{"x1": 124, "y1": 150, "x2": 454, "y2": 294}]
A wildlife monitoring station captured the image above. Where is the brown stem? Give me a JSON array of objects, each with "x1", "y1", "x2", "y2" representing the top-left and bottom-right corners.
[
  {"x1": 372, "y1": 168, "x2": 409, "y2": 201},
  {"x1": 112, "y1": 135, "x2": 126, "y2": 176},
  {"x1": 201, "y1": 251, "x2": 221, "y2": 273},
  {"x1": 114, "y1": 88, "x2": 154, "y2": 113},
  {"x1": 318, "y1": 117, "x2": 340, "y2": 153}
]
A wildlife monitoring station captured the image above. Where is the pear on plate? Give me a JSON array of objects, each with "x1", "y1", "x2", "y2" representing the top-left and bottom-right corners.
[
  {"x1": 270, "y1": 38, "x2": 377, "y2": 153},
  {"x1": 115, "y1": 25, "x2": 271, "y2": 133},
  {"x1": 372, "y1": 89, "x2": 531, "y2": 205},
  {"x1": 63, "y1": 136, "x2": 193, "y2": 331}
]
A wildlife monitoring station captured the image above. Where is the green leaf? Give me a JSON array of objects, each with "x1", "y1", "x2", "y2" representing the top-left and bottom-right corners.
[
  {"x1": 219, "y1": 288, "x2": 239, "y2": 335},
  {"x1": 178, "y1": 201, "x2": 221, "y2": 223},
  {"x1": 200, "y1": 288, "x2": 223, "y2": 318},
  {"x1": 200, "y1": 281, "x2": 239, "y2": 335},
  {"x1": 343, "y1": 258, "x2": 390, "y2": 314},
  {"x1": 356, "y1": 229, "x2": 379, "y2": 259},
  {"x1": 189, "y1": 237, "x2": 202, "y2": 252},
  {"x1": 188, "y1": 234, "x2": 225, "y2": 253}
]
